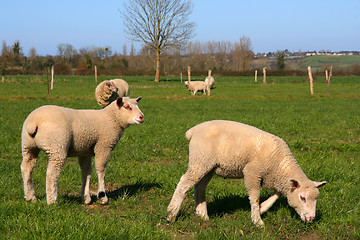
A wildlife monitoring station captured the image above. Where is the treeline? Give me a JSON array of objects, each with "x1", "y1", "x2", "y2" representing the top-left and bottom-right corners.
[
  {"x1": 1, "y1": 40, "x2": 359, "y2": 76},
  {"x1": 0, "y1": 38, "x2": 254, "y2": 76}
]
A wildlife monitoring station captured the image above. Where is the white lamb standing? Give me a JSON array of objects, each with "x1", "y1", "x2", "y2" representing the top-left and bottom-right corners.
[
  {"x1": 184, "y1": 81, "x2": 206, "y2": 95},
  {"x1": 204, "y1": 76, "x2": 215, "y2": 96},
  {"x1": 167, "y1": 120, "x2": 327, "y2": 227},
  {"x1": 21, "y1": 97, "x2": 144, "y2": 205},
  {"x1": 95, "y1": 79, "x2": 130, "y2": 107}
]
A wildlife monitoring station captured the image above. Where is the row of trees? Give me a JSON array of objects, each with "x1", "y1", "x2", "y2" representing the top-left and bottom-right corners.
[
  {"x1": 0, "y1": 38, "x2": 255, "y2": 76},
  {"x1": 2, "y1": 39, "x2": 360, "y2": 77}
]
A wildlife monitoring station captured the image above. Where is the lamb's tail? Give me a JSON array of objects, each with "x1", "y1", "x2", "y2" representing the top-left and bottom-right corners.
[
  {"x1": 185, "y1": 127, "x2": 195, "y2": 141},
  {"x1": 24, "y1": 119, "x2": 38, "y2": 138}
]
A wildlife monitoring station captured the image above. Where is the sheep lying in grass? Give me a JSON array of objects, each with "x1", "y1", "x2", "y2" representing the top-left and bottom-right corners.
[
  {"x1": 21, "y1": 97, "x2": 144, "y2": 205},
  {"x1": 95, "y1": 79, "x2": 130, "y2": 107},
  {"x1": 167, "y1": 120, "x2": 326, "y2": 227},
  {"x1": 184, "y1": 81, "x2": 206, "y2": 95},
  {"x1": 204, "y1": 76, "x2": 215, "y2": 96}
]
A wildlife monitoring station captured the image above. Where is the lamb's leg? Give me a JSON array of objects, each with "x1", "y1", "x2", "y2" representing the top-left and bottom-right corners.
[
  {"x1": 260, "y1": 192, "x2": 281, "y2": 215},
  {"x1": 78, "y1": 156, "x2": 92, "y2": 205},
  {"x1": 194, "y1": 170, "x2": 214, "y2": 220},
  {"x1": 244, "y1": 171, "x2": 264, "y2": 227},
  {"x1": 167, "y1": 168, "x2": 210, "y2": 221},
  {"x1": 46, "y1": 154, "x2": 67, "y2": 204},
  {"x1": 21, "y1": 147, "x2": 39, "y2": 203},
  {"x1": 94, "y1": 151, "x2": 111, "y2": 204}
]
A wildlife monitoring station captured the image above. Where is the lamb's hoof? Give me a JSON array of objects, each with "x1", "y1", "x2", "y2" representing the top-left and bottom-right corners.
[
  {"x1": 253, "y1": 220, "x2": 265, "y2": 228},
  {"x1": 83, "y1": 196, "x2": 92, "y2": 205},
  {"x1": 196, "y1": 212, "x2": 209, "y2": 221},
  {"x1": 98, "y1": 191, "x2": 108, "y2": 205},
  {"x1": 25, "y1": 196, "x2": 37, "y2": 203},
  {"x1": 166, "y1": 214, "x2": 176, "y2": 222}
]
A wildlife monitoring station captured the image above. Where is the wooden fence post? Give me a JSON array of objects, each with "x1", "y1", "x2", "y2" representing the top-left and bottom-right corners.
[
  {"x1": 51, "y1": 65, "x2": 54, "y2": 90},
  {"x1": 180, "y1": 72, "x2": 183, "y2": 83},
  {"x1": 263, "y1": 67, "x2": 266, "y2": 84},
  {"x1": 47, "y1": 68, "x2": 50, "y2": 95},
  {"x1": 94, "y1": 65, "x2": 98, "y2": 83},
  {"x1": 187, "y1": 66, "x2": 191, "y2": 82},
  {"x1": 328, "y1": 65, "x2": 333, "y2": 87},
  {"x1": 325, "y1": 70, "x2": 328, "y2": 84},
  {"x1": 208, "y1": 69, "x2": 212, "y2": 77},
  {"x1": 308, "y1": 66, "x2": 314, "y2": 95},
  {"x1": 255, "y1": 70, "x2": 258, "y2": 83}
]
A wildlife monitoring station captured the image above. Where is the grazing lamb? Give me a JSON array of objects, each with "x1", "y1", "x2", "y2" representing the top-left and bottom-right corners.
[
  {"x1": 112, "y1": 79, "x2": 130, "y2": 98},
  {"x1": 185, "y1": 81, "x2": 206, "y2": 95},
  {"x1": 167, "y1": 120, "x2": 326, "y2": 227},
  {"x1": 21, "y1": 97, "x2": 144, "y2": 205},
  {"x1": 95, "y1": 79, "x2": 130, "y2": 107},
  {"x1": 204, "y1": 76, "x2": 215, "y2": 96}
]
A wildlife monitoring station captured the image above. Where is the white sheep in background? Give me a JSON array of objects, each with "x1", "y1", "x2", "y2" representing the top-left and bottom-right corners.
[
  {"x1": 21, "y1": 97, "x2": 144, "y2": 205},
  {"x1": 167, "y1": 120, "x2": 326, "y2": 227},
  {"x1": 111, "y1": 79, "x2": 130, "y2": 98},
  {"x1": 204, "y1": 76, "x2": 215, "y2": 96},
  {"x1": 95, "y1": 79, "x2": 130, "y2": 107},
  {"x1": 184, "y1": 81, "x2": 206, "y2": 95}
]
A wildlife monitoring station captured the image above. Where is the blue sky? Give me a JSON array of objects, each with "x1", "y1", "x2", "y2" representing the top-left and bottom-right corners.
[{"x1": 1, "y1": 0, "x2": 359, "y2": 56}]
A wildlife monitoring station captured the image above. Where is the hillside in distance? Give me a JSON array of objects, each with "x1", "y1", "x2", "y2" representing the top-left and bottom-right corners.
[
  {"x1": 253, "y1": 55, "x2": 360, "y2": 72},
  {"x1": 297, "y1": 55, "x2": 360, "y2": 71}
]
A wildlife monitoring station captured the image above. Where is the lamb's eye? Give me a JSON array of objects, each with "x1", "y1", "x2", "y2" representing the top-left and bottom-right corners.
[
  {"x1": 300, "y1": 195, "x2": 307, "y2": 203},
  {"x1": 124, "y1": 105, "x2": 132, "y2": 110}
]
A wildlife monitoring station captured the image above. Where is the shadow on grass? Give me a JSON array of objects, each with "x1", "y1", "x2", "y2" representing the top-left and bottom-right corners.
[
  {"x1": 159, "y1": 78, "x2": 204, "y2": 82},
  {"x1": 62, "y1": 181, "x2": 162, "y2": 204},
  {"x1": 207, "y1": 193, "x2": 290, "y2": 218},
  {"x1": 207, "y1": 193, "x2": 326, "y2": 224},
  {"x1": 107, "y1": 181, "x2": 162, "y2": 200}
]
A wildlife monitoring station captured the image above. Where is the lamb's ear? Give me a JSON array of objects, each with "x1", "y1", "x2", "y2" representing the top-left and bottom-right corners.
[
  {"x1": 105, "y1": 81, "x2": 111, "y2": 87},
  {"x1": 136, "y1": 96, "x2": 142, "y2": 102},
  {"x1": 116, "y1": 97, "x2": 123, "y2": 108},
  {"x1": 314, "y1": 181, "x2": 327, "y2": 188},
  {"x1": 289, "y1": 179, "x2": 300, "y2": 192}
]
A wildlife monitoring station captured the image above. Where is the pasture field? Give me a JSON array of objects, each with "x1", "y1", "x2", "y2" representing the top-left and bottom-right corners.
[
  {"x1": 297, "y1": 55, "x2": 360, "y2": 71},
  {"x1": 253, "y1": 55, "x2": 360, "y2": 72},
  {"x1": 0, "y1": 75, "x2": 359, "y2": 239}
]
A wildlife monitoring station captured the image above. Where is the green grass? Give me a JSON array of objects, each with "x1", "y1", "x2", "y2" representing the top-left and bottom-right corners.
[
  {"x1": 297, "y1": 55, "x2": 360, "y2": 71},
  {"x1": 0, "y1": 75, "x2": 359, "y2": 239}
]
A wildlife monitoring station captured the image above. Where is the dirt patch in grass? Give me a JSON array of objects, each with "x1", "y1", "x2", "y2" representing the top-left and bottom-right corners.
[{"x1": 300, "y1": 232, "x2": 323, "y2": 240}]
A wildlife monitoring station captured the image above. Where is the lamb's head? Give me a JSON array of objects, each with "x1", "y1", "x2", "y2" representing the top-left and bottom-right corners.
[
  {"x1": 184, "y1": 81, "x2": 191, "y2": 91},
  {"x1": 105, "y1": 81, "x2": 118, "y2": 94},
  {"x1": 115, "y1": 96, "x2": 144, "y2": 125},
  {"x1": 286, "y1": 179, "x2": 326, "y2": 223}
]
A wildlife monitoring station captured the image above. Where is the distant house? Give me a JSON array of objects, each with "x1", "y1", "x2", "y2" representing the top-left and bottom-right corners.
[
  {"x1": 254, "y1": 50, "x2": 359, "y2": 58},
  {"x1": 305, "y1": 51, "x2": 317, "y2": 56}
]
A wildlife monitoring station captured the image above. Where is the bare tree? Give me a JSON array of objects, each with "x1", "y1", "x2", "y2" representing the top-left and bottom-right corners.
[
  {"x1": 29, "y1": 47, "x2": 37, "y2": 60},
  {"x1": 122, "y1": 0, "x2": 195, "y2": 82},
  {"x1": 57, "y1": 43, "x2": 76, "y2": 61},
  {"x1": 1, "y1": 40, "x2": 9, "y2": 57},
  {"x1": 121, "y1": 44, "x2": 126, "y2": 56},
  {"x1": 130, "y1": 42, "x2": 135, "y2": 56},
  {"x1": 0, "y1": 40, "x2": 9, "y2": 71},
  {"x1": 232, "y1": 36, "x2": 254, "y2": 71}
]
